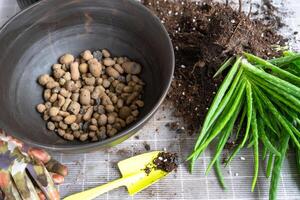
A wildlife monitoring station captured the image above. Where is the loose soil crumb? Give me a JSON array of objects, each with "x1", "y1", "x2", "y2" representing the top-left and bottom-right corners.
[
  {"x1": 144, "y1": 166, "x2": 152, "y2": 175},
  {"x1": 224, "y1": 140, "x2": 237, "y2": 150},
  {"x1": 143, "y1": 142, "x2": 151, "y2": 151},
  {"x1": 134, "y1": 135, "x2": 140, "y2": 140},
  {"x1": 143, "y1": 0, "x2": 285, "y2": 134},
  {"x1": 166, "y1": 122, "x2": 185, "y2": 134}
]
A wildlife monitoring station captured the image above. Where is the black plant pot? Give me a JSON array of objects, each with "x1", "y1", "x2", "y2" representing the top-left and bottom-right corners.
[
  {"x1": 17, "y1": 0, "x2": 40, "y2": 9},
  {"x1": 0, "y1": 0, "x2": 174, "y2": 152}
]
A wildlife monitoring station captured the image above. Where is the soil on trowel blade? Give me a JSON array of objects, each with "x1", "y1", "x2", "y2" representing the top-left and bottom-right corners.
[
  {"x1": 153, "y1": 152, "x2": 178, "y2": 172},
  {"x1": 144, "y1": 152, "x2": 178, "y2": 175},
  {"x1": 143, "y1": 0, "x2": 285, "y2": 134}
]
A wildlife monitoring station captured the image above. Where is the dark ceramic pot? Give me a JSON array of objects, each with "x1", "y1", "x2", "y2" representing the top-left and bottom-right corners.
[
  {"x1": 17, "y1": 0, "x2": 40, "y2": 9},
  {"x1": 0, "y1": 0, "x2": 174, "y2": 152}
]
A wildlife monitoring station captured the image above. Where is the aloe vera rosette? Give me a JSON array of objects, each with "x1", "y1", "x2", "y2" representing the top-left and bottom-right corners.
[{"x1": 188, "y1": 51, "x2": 300, "y2": 200}]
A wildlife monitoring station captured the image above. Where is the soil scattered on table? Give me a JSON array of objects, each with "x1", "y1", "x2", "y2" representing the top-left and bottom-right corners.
[
  {"x1": 143, "y1": 0, "x2": 285, "y2": 134},
  {"x1": 255, "y1": 0, "x2": 285, "y2": 28}
]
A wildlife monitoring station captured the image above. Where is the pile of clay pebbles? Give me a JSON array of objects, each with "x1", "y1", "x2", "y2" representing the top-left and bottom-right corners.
[{"x1": 36, "y1": 49, "x2": 145, "y2": 142}]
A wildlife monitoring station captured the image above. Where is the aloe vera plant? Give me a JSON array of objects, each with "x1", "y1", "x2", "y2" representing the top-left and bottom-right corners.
[{"x1": 188, "y1": 51, "x2": 300, "y2": 200}]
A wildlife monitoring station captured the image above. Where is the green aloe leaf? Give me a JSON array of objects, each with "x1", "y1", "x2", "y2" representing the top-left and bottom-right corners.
[
  {"x1": 258, "y1": 118, "x2": 281, "y2": 157},
  {"x1": 242, "y1": 60, "x2": 300, "y2": 99},
  {"x1": 251, "y1": 107, "x2": 259, "y2": 191},
  {"x1": 253, "y1": 86, "x2": 300, "y2": 149},
  {"x1": 262, "y1": 145, "x2": 268, "y2": 160},
  {"x1": 253, "y1": 90, "x2": 276, "y2": 134},
  {"x1": 272, "y1": 97, "x2": 300, "y2": 126},
  {"x1": 270, "y1": 135, "x2": 289, "y2": 200},
  {"x1": 248, "y1": 74, "x2": 300, "y2": 113},
  {"x1": 207, "y1": 69, "x2": 244, "y2": 133},
  {"x1": 194, "y1": 69, "x2": 244, "y2": 155},
  {"x1": 267, "y1": 153, "x2": 274, "y2": 178},
  {"x1": 268, "y1": 52, "x2": 300, "y2": 67},
  {"x1": 206, "y1": 98, "x2": 243, "y2": 174},
  {"x1": 214, "y1": 157, "x2": 227, "y2": 190},
  {"x1": 188, "y1": 80, "x2": 246, "y2": 160},
  {"x1": 214, "y1": 57, "x2": 234, "y2": 78},
  {"x1": 226, "y1": 80, "x2": 252, "y2": 165},
  {"x1": 244, "y1": 52, "x2": 300, "y2": 86},
  {"x1": 235, "y1": 105, "x2": 247, "y2": 140},
  {"x1": 192, "y1": 57, "x2": 242, "y2": 152}
]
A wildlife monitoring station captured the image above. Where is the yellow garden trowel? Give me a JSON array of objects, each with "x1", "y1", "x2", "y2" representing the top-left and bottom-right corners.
[{"x1": 64, "y1": 151, "x2": 175, "y2": 200}]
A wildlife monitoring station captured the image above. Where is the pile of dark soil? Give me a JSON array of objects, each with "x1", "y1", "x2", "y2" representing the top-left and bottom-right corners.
[
  {"x1": 144, "y1": 152, "x2": 178, "y2": 175},
  {"x1": 143, "y1": 0, "x2": 285, "y2": 134},
  {"x1": 153, "y1": 152, "x2": 178, "y2": 172}
]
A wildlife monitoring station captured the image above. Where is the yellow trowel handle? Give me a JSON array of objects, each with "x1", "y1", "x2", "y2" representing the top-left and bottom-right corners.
[{"x1": 63, "y1": 173, "x2": 144, "y2": 200}]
